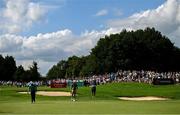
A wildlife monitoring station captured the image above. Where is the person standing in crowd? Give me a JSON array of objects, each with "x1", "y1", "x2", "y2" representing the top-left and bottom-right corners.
[
  {"x1": 29, "y1": 82, "x2": 37, "y2": 103},
  {"x1": 71, "y1": 80, "x2": 78, "y2": 101},
  {"x1": 91, "y1": 78, "x2": 97, "y2": 97}
]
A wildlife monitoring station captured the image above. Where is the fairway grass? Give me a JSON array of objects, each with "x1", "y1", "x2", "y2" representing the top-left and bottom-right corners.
[
  {"x1": 1, "y1": 100, "x2": 180, "y2": 114},
  {"x1": 0, "y1": 83, "x2": 180, "y2": 114}
]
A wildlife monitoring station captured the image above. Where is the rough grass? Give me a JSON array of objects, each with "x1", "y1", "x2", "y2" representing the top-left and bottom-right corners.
[{"x1": 0, "y1": 82, "x2": 180, "y2": 114}]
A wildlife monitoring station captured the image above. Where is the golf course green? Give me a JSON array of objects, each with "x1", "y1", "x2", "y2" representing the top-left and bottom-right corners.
[{"x1": 0, "y1": 83, "x2": 180, "y2": 114}]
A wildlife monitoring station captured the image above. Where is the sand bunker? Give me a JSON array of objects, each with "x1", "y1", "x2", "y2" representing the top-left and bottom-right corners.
[
  {"x1": 19, "y1": 91, "x2": 71, "y2": 96},
  {"x1": 119, "y1": 96, "x2": 169, "y2": 101}
]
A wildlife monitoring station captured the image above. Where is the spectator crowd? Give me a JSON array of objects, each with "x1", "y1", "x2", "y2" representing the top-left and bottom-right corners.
[{"x1": 0, "y1": 70, "x2": 180, "y2": 87}]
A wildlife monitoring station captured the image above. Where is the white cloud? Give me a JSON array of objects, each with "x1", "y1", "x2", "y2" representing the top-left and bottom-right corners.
[
  {"x1": 108, "y1": 0, "x2": 180, "y2": 47},
  {"x1": 0, "y1": 34, "x2": 23, "y2": 52},
  {"x1": 0, "y1": 29, "x2": 105, "y2": 60},
  {"x1": 0, "y1": 29, "x2": 109, "y2": 75},
  {"x1": 27, "y1": 2, "x2": 46, "y2": 23},
  {"x1": 16, "y1": 59, "x2": 56, "y2": 75},
  {"x1": 95, "y1": 9, "x2": 108, "y2": 16},
  {"x1": 0, "y1": 0, "x2": 47, "y2": 34}
]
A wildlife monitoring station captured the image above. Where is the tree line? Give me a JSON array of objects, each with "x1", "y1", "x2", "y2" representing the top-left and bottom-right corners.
[
  {"x1": 0, "y1": 55, "x2": 41, "y2": 81},
  {"x1": 47, "y1": 27, "x2": 180, "y2": 79}
]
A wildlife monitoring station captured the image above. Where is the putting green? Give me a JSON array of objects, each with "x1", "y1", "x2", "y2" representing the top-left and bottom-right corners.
[
  {"x1": 0, "y1": 100, "x2": 180, "y2": 114},
  {"x1": 1, "y1": 83, "x2": 180, "y2": 114}
]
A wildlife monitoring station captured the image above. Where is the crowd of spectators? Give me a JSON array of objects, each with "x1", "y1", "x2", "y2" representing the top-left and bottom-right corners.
[
  {"x1": 49, "y1": 70, "x2": 180, "y2": 86},
  {"x1": 0, "y1": 81, "x2": 47, "y2": 87},
  {"x1": 0, "y1": 70, "x2": 180, "y2": 87}
]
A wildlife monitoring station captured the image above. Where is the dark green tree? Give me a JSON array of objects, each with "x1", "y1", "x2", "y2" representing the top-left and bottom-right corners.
[
  {"x1": 0, "y1": 55, "x2": 5, "y2": 80},
  {"x1": 29, "y1": 61, "x2": 40, "y2": 81},
  {"x1": 91, "y1": 27, "x2": 180, "y2": 72},
  {"x1": 46, "y1": 60, "x2": 67, "y2": 79},
  {"x1": 3, "y1": 56, "x2": 17, "y2": 80},
  {"x1": 80, "y1": 55, "x2": 98, "y2": 76},
  {"x1": 14, "y1": 65, "x2": 26, "y2": 81},
  {"x1": 65, "y1": 56, "x2": 83, "y2": 78}
]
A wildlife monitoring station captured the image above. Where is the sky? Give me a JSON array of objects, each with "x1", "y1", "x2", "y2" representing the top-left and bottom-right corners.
[{"x1": 0, "y1": 0, "x2": 180, "y2": 75}]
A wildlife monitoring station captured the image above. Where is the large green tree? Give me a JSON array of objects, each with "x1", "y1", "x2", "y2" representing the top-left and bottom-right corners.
[
  {"x1": 0, "y1": 56, "x2": 17, "y2": 80},
  {"x1": 65, "y1": 56, "x2": 84, "y2": 78},
  {"x1": 0, "y1": 55, "x2": 43, "y2": 81},
  {"x1": 0, "y1": 55, "x2": 5, "y2": 80},
  {"x1": 28, "y1": 61, "x2": 41, "y2": 81},
  {"x1": 14, "y1": 65, "x2": 26, "y2": 81},
  {"x1": 91, "y1": 27, "x2": 180, "y2": 72},
  {"x1": 46, "y1": 60, "x2": 67, "y2": 79},
  {"x1": 80, "y1": 55, "x2": 98, "y2": 76}
]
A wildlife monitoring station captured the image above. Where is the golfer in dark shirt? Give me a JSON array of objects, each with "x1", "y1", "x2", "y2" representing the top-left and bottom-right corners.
[
  {"x1": 91, "y1": 79, "x2": 97, "y2": 97},
  {"x1": 29, "y1": 83, "x2": 37, "y2": 103},
  {"x1": 71, "y1": 80, "x2": 78, "y2": 101}
]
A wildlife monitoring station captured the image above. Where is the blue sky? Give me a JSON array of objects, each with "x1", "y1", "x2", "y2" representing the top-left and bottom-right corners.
[
  {"x1": 1, "y1": 0, "x2": 180, "y2": 75},
  {"x1": 22, "y1": 0, "x2": 166, "y2": 36}
]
